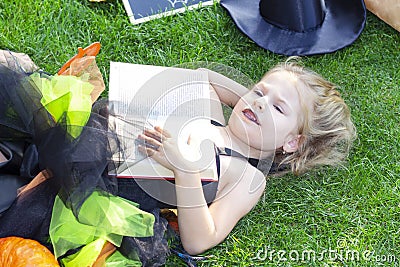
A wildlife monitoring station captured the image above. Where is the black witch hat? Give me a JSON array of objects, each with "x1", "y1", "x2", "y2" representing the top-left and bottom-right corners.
[{"x1": 221, "y1": 0, "x2": 366, "y2": 56}]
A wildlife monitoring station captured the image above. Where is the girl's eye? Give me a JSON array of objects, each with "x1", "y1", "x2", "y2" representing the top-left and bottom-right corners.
[
  {"x1": 274, "y1": 105, "x2": 283, "y2": 114},
  {"x1": 254, "y1": 89, "x2": 263, "y2": 97}
]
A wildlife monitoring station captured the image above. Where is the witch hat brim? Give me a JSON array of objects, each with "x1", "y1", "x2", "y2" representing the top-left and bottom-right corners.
[{"x1": 220, "y1": 0, "x2": 366, "y2": 56}]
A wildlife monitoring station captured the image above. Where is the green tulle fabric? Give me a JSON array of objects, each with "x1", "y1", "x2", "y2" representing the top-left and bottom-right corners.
[
  {"x1": 32, "y1": 72, "x2": 157, "y2": 265},
  {"x1": 60, "y1": 238, "x2": 108, "y2": 267},
  {"x1": 60, "y1": 239, "x2": 142, "y2": 267},
  {"x1": 105, "y1": 250, "x2": 142, "y2": 266},
  {"x1": 50, "y1": 191, "x2": 155, "y2": 266},
  {"x1": 30, "y1": 73, "x2": 93, "y2": 138}
]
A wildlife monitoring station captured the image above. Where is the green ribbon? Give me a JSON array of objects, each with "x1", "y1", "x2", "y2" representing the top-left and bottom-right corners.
[
  {"x1": 50, "y1": 191, "x2": 155, "y2": 266},
  {"x1": 30, "y1": 73, "x2": 93, "y2": 138}
]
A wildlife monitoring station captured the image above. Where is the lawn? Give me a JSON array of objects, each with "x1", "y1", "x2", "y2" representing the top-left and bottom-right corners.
[{"x1": 0, "y1": 0, "x2": 399, "y2": 266}]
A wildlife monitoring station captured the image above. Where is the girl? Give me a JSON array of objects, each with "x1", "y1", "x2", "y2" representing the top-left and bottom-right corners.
[
  {"x1": 0, "y1": 51, "x2": 355, "y2": 265},
  {"x1": 138, "y1": 59, "x2": 356, "y2": 255}
]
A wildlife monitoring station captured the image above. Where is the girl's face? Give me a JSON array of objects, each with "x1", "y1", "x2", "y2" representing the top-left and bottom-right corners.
[{"x1": 228, "y1": 70, "x2": 314, "y2": 155}]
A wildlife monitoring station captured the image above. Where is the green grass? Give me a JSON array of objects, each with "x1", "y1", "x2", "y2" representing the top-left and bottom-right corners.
[{"x1": 1, "y1": 1, "x2": 399, "y2": 266}]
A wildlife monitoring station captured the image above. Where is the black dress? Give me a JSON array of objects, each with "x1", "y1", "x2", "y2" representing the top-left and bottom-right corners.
[{"x1": 0, "y1": 63, "x2": 172, "y2": 266}]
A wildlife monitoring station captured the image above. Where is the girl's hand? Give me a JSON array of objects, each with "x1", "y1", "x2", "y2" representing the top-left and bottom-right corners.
[{"x1": 137, "y1": 126, "x2": 200, "y2": 174}]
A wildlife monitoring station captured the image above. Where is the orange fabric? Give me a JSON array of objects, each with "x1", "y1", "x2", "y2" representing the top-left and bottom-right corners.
[
  {"x1": 58, "y1": 42, "x2": 104, "y2": 103},
  {"x1": 161, "y1": 209, "x2": 179, "y2": 234},
  {"x1": 0, "y1": 237, "x2": 59, "y2": 267},
  {"x1": 17, "y1": 169, "x2": 52, "y2": 196},
  {"x1": 0, "y1": 151, "x2": 6, "y2": 163},
  {"x1": 57, "y1": 42, "x2": 101, "y2": 75},
  {"x1": 59, "y1": 56, "x2": 105, "y2": 103},
  {"x1": 93, "y1": 241, "x2": 117, "y2": 267},
  {"x1": 364, "y1": 0, "x2": 400, "y2": 32}
]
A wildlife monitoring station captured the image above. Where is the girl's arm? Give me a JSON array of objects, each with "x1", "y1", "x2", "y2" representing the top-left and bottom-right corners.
[
  {"x1": 173, "y1": 164, "x2": 265, "y2": 254},
  {"x1": 198, "y1": 68, "x2": 250, "y2": 107},
  {"x1": 138, "y1": 127, "x2": 266, "y2": 254}
]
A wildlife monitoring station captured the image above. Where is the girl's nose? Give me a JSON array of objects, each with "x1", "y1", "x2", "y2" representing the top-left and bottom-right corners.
[{"x1": 254, "y1": 97, "x2": 267, "y2": 112}]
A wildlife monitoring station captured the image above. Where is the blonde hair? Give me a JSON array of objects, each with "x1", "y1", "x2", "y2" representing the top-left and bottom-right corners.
[{"x1": 267, "y1": 58, "x2": 356, "y2": 175}]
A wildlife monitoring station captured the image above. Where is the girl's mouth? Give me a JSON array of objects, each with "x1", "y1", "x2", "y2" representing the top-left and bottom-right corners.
[{"x1": 242, "y1": 108, "x2": 260, "y2": 125}]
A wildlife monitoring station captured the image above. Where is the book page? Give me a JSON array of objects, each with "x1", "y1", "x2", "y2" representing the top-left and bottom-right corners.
[{"x1": 108, "y1": 62, "x2": 215, "y2": 180}]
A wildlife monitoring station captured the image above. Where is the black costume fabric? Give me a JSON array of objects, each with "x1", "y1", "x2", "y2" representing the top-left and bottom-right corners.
[
  {"x1": 0, "y1": 62, "x2": 171, "y2": 266},
  {"x1": 0, "y1": 57, "x2": 278, "y2": 266}
]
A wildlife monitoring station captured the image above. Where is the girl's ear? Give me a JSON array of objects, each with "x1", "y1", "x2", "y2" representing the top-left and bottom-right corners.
[{"x1": 283, "y1": 135, "x2": 302, "y2": 153}]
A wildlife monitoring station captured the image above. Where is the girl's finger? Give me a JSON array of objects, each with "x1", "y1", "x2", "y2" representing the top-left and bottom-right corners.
[
  {"x1": 137, "y1": 134, "x2": 162, "y2": 149},
  {"x1": 154, "y1": 126, "x2": 171, "y2": 138},
  {"x1": 138, "y1": 144, "x2": 157, "y2": 157},
  {"x1": 143, "y1": 129, "x2": 162, "y2": 143}
]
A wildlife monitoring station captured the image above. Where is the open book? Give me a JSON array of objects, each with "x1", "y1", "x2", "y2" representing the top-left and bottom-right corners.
[
  {"x1": 122, "y1": 0, "x2": 216, "y2": 25},
  {"x1": 108, "y1": 62, "x2": 217, "y2": 182}
]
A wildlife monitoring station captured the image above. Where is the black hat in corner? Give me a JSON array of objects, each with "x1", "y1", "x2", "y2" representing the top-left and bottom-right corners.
[{"x1": 220, "y1": 0, "x2": 366, "y2": 56}]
